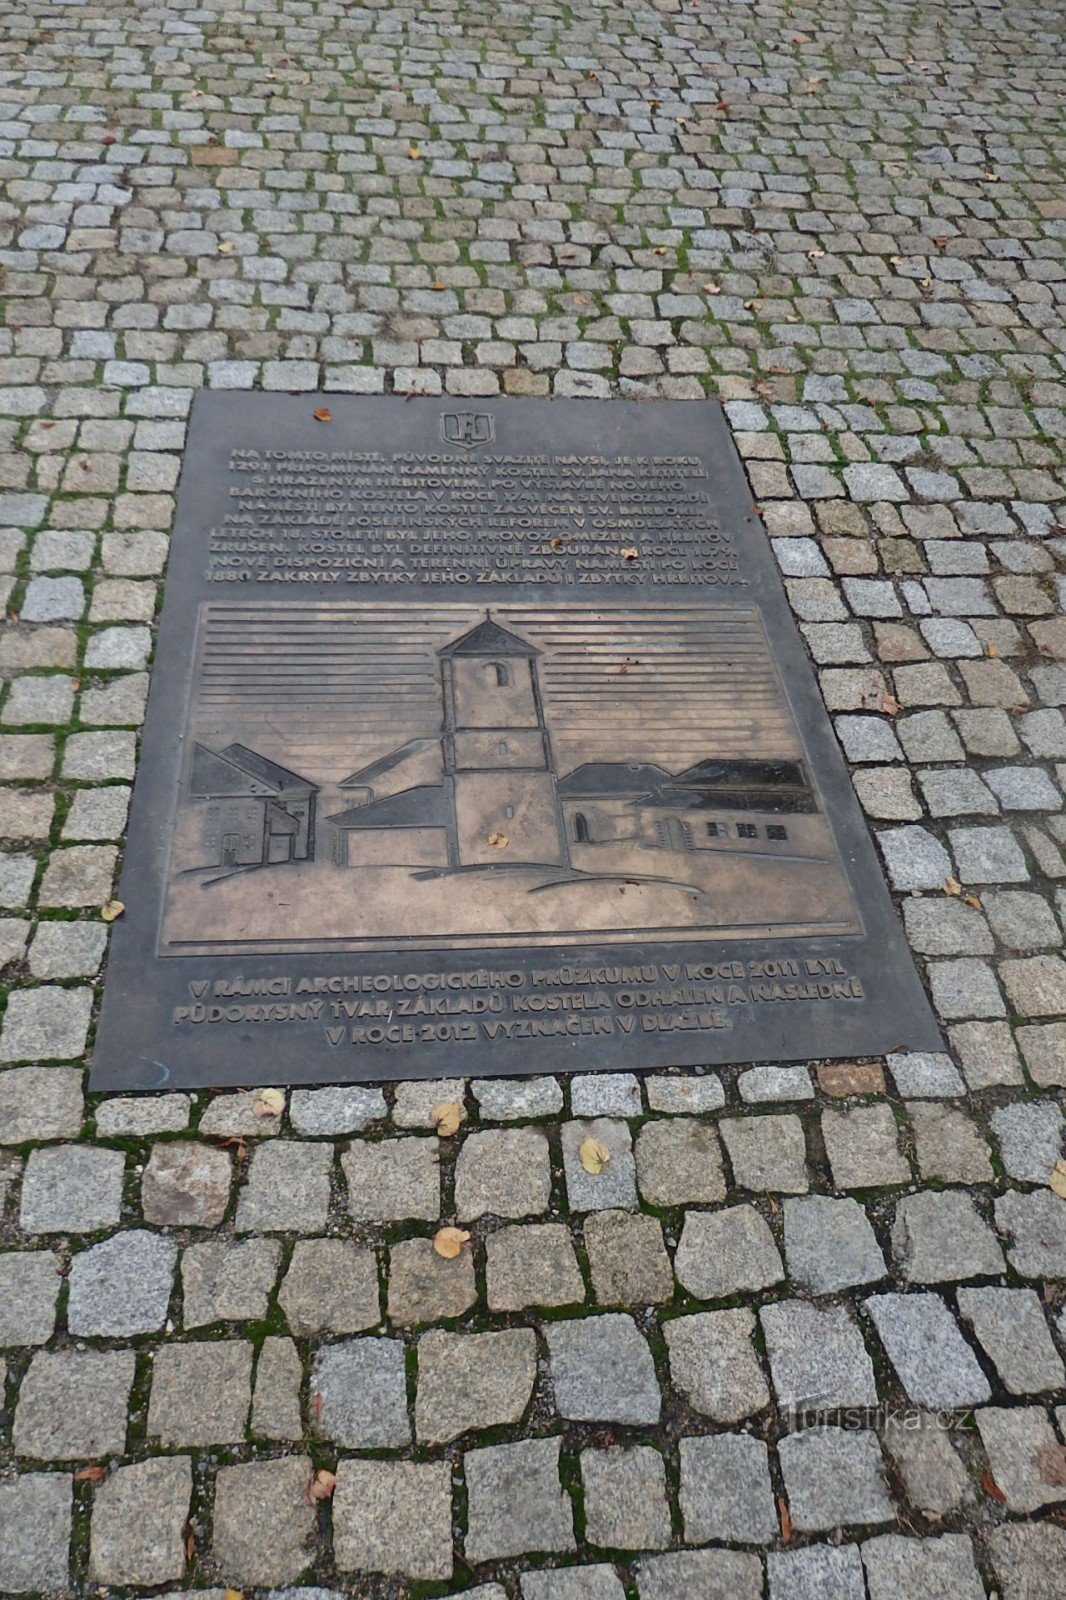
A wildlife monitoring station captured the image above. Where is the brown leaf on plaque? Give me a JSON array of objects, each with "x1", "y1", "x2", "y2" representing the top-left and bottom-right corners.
[
  {"x1": 313, "y1": 407, "x2": 332, "y2": 423},
  {"x1": 430, "y1": 1101, "x2": 461, "y2": 1137},
  {"x1": 578, "y1": 1137, "x2": 611, "y2": 1175},
  {"x1": 433, "y1": 1226, "x2": 470, "y2": 1260},
  {"x1": 487, "y1": 831, "x2": 508, "y2": 849},
  {"x1": 620, "y1": 547, "x2": 638, "y2": 561}
]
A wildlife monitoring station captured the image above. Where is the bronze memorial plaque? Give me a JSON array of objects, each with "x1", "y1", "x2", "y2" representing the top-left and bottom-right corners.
[{"x1": 91, "y1": 394, "x2": 941, "y2": 1090}]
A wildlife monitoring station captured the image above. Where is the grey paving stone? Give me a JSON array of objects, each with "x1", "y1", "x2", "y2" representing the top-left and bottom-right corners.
[
  {"x1": 235, "y1": 1140, "x2": 332, "y2": 1231},
  {"x1": 821, "y1": 1103, "x2": 911, "y2": 1188},
  {"x1": 546, "y1": 1313, "x2": 660, "y2": 1424},
  {"x1": 0, "y1": 984, "x2": 93, "y2": 1063},
  {"x1": 149, "y1": 1339, "x2": 254, "y2": 1445},
  {"x1": 571, "y1": 1072, "x2": 642, "y2": 1116},
  {"x1": 990, "y1": 1100, "x2": 1064, "y2": 1184},
  {"x1": 927, "y1": 957, "x2": 1005, "y2": 1020},
  {"x1": 14, "y1": 1348, "x2": 134, "y2": 1459},
  {"x1": 21, "y1": 575, "x2": 84, "y2": 622},
  {"x1": 985, "y1": 1522, "x2": 1066, "y2": 1600},
  {"x1": 665, "y1": 1308, "x2": 769, "y2": 1423},
  {"x1": 760, "y1": 1301, "x2": 877, "y2": 1413},
  {"x1": 768, "y1": 1544, "x2": 866, "y2": 1600},
  {"x1": 1017, "y1": 1022, "x2": 1066, "y2": 1087},
  {"x1": 784, "y1": 1196, "x2": 886, "y2": 1293},
  {"x1": 861, "y1": 1533, "x2": 985, "y2": 1600},
  {"x1": 464, "y1": 1437, "x2": 575, "y2": 1564},
  {"x1": 473, "y1": 1076, "x2": 563, "y2": 1119},
  {"x1": 182, "y1": 1237, "x2": 281, "y2": 1328},
  {"x1": 20, "y1": 1143, "x2": 124, "y2": 1234},
  {"x1": 212, "y1": 1457, "x2": 316, "y2": 1587},
  {"x1": 721, "y1": 1113, "x2": 808, "y2": 1192},
  {"x1": 0, "y1": 1250, "x2": 61, "y2": 1346},
  {"x1": 778, "y1": 1428, "x2": 893, "y2": 1532},
  {"x1": 392, "y1": 1078, "x2": 467, "y2": 1129},
  {"x1": 562, "y1": 1118, "x2": 637, "y2": 1211},
  {"x1": 142, "y1": 1140, "x2": 232, "y2": 1226},
  {"x1": 289, "y1": 1084, "x2": 386, "y2": 1134},
  {"x1": 634, "y1": 1116, "x2": 727, "y2": 1205},
  {"x1": 455, "y1": 1126, "x2": 551, "y2": 1219},
  {"x1": 957, "y1": 1287, "x2": 1064, "y2": 1394},
  {"x1": 882, "y1": 1411, "x2": 973, "y2": 1517},
  {"x1": 486, "y1": 1221, "x2": 585, "y2": 1311},
  {"x1": 885, "y1": 1051, "x2": 965, "y2": 1097},
  {"x1": 950, "y1": 1020, "x2": 1025, "y2": 1089},
  {"x1": 949, "y1": 825, "x2": 1029, "y2": 883},
  {"x1": 581, "y1": 1445, "x2": 671, "y2": 1551},
  {"x1": 679, "y1": 1433, "x2": 777, "y2": 1545},
  {"x1": 865, "y1": 1293, "x2": 991, "y2": 1408},
  {"x1": 28, "y1": 921, "x2": 107, "y2": 978},
  {"x1": 0, "y1": 1473, "x2": 72, "y2": 1594},
  {"x1": 892, "y1": 1190, "x2": 1005, "y2": 1282},
  {"x1": 1002, "y1": 954, "x2": 1066, "y2": 1018},
  {"x1": 416, "y1": 1327, "x2": 536, "y2": 1444},
  {"x1": 645, "y1": 1074, "x2": 725, "y2": 1114},
  {"x1": 584, "y1": 1208, "x2": 674, "y2": 1305},
  {"x1": 387, "y1": 1236, "x2": 476, "y2": 1325},
  {"x1": 675, "y1": 1204, "x2": 783, "y2": 1299},
  {"x1": 0, "y1": 1066, "x2": 84, "y2": 1143},
  {"x1": 252, "y1": 1336, "x2": 303, "y2": 1441},
  {"x1": 67, "y1": 1229, "x2": 178, "y2": 1336},
  {"x1": 996, "y1": 1188, "x2": 1066, "y2": 1277},
  {"x1": 521, "y1": 1569, "x2": 626, "y2": 1600},
  {"x1": 984, "y1": 889, "x2": 1062, "y2": 951},
  {"x1": 342, "y1": 1136, "x2": 439, "y2": 1221},
  {"x1": 635, "y1": 1550, "x2": 763, "y2": 1600},
  {"x1": 199, "y1": 1090, "x2": 282, "y2": 1137},
  {"x1": 908, "y1": 1102, "x2": 994, "y2": 1183},
  {"x1": 877, "y1": 825, "x2": 952, "y2": 890},
  {"x1": 89, "y1": 1456, "x2": 191, "y2": 1587},
  {"x1": 738, "y1": 1064, "x2": 815, "y2": 1102},
  {"x1": 312, "y1": 1337, "x2": 410, "y2": 1447},
  {"x1": 278, "y1": 1238, "x2": 380, "y2": 1334},
  {"x1": 974, "y1": 1406, "x2": 1066, "y2": 1512}
]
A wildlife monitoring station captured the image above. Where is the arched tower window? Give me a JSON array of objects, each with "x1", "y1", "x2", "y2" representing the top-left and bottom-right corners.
[
  {"x1": 573, "y1": 812, "x2": 590, "y2": 843},
  {"x1": 481, "y1": 660, "x2": 511, "y2": 688}
]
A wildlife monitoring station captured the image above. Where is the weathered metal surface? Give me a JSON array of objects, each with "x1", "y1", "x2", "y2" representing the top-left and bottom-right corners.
[{"x1": 91, "y1": 395, "x2": 941, "y2": 1089}]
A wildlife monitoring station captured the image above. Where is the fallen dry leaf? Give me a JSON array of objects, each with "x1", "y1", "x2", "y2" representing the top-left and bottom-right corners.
[
  {"x1": 433, "y1": 1226, "x2": 470, "y2": 1259},
  {"x1": 254, "y1": 1088, "x2": 285, "y2": 1119},
  {"x1": 620, "y1": 547, "x2": 638, "y2": 561},
  {"x1": 778, "y1": 1496, "x2": 793, "y2": 1542},
  {"x1": 224, "y1": 1591, "x2": 244, "y2": 1600},
  {"x1": 100, "y1": 899, "x2": 124, "y2": 922},
  {"x1": 579, "y1": 1136, "x2": 611, "y2": 1175},
  {"x1": 430, "y1": 1101, "x2": 461, "y2": 1137},
  {"x1": 944, "y1": 876, "x2": 962, "y2": 897},
  {"x1": 309, "y1": 1468, "x2": 336, "y2": 1501},
  {"x1": 487, "y1": 831, "x2": 508, "y2": 849},
  {"x1": 1050, "y1": 1160, "x2": 1066, "y2": 1200},
  {"x1": 74, "y1": 1465, "x2": 107, "y2": 1483},
  {"x1": 407, "y1": 145, "x2": 421, "y2": 159},
  {"x1": 218, "y1": 240, "x2": 235, "y2": 253},
  {"x1": 702, "y1": 281, "x2": 721, "y2": 295},
  {"x1": 880, "y1": 693, "x2": 902, "y2": 717},
  {"x1": 313, "y1": 406, "x2": 332, "y2": 423},
  {"x1": 982, "y1": 1469, "x2": 1007, "y2": 1504}
]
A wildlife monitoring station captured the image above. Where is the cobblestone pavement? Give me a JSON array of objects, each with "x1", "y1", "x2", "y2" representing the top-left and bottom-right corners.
[{"x1": 1, "y1": 0, "x2": 1065, "y2": 1594}]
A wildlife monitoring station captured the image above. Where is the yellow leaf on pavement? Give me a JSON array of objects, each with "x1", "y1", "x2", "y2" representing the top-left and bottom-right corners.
[
  {"x1": 579, "y1": 1137, "x2": 611, "y2": 1175},
  {"x1": 309, "y1": 1469, "x2": 336, "y2": 1501},
  {"x1": 433, "y1": 1226, "x2": 470, "y2": 1259},
  {"x1": 1050, "y1": 1161, "x2": 1066, "y2": 1200},
  {"x1": 100, "y1": 899, "x2": 124, "y2": 922},
  {"x1": 254, "y1": 1088, "x2": 285, "y2": 1119},
  {"x1": 430, "y1": 1101, "x2": 461, "y2": 1137}
]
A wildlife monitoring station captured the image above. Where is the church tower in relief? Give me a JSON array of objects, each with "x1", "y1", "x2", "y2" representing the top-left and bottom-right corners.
[{"x1": 439, "y1": 617, "x2": 571, "y2": 870}]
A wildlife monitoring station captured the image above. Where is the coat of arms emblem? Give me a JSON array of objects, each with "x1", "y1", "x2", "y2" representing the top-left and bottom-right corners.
[{"x1": 440, "y1": 411, "x2": 494, "y2": 448}]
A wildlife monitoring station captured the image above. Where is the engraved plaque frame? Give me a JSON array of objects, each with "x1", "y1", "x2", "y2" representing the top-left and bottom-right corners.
[{"x1": 91, "y1": 395, "x2": 941, "y2": 1090}]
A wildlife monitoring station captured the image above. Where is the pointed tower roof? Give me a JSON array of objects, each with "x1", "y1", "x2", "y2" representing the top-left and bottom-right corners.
[{"x1": 439, "y1": 616, "x2": 538, "y2": 659}]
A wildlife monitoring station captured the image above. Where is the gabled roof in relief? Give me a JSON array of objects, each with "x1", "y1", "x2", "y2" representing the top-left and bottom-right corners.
[
  {"x1": 326, "y1": 784, "x2": 451, "y2": 831},
  {"x1": 190, "y1": 742, "x2": 316, "y2": 798},
  {"x1": 340, "y1": 737, "x2": 439, "y2": 789},
  {"x1": 557, "y1": 762, "x2": 673, "y2": 799},
  {"x1": 439, "y1": 618, "x2": 538, "y2": 659}
]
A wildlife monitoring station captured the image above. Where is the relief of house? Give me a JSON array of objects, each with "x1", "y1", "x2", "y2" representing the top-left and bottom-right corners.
[
  {"x1": 558, "y1": 757, "x2": 833, "y2": 860},
  {"x1": 188, "y1": 742, "x2": 317, "y2": 868}
]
